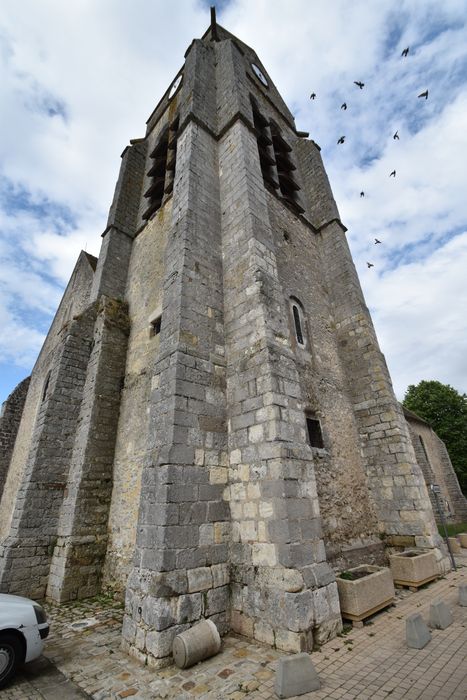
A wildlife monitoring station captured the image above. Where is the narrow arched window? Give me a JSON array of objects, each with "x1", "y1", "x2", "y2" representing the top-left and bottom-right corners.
[
  {"x1": 290, "y1": 297, "x2": 306, "y2": 347},
  {"x1": 42, "y1": 371, "x2": 51, "y2": 402},
  {"x1": 292, "y1": 304, "x2": 304, "y2": 345}
]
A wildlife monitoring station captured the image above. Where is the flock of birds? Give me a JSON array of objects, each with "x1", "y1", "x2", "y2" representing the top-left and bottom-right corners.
[{"x1": 309, "y1": 46, "x2": 429, "y2": 270}]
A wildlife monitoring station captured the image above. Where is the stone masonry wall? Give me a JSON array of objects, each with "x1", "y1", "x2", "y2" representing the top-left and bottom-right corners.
[
  {"x1": 0, "y1": 377, "x2": 30, "y2": 500},
  {"x1": 103, "y1": 206, "x2": 171, "y2": 594},
  {"x1": 219, "y1": 116, "x2": 341, "y2": 653},
  {"x1": 122, "y1": 118, "x2": 230, "y2": 668},
  {"x1": 269, "y1": 196, "x2": 383, "y2": 570},
  {"x1": 0, "y1": 253, "x2": 95, "y2": 542},
  {"x1": 296, "y1": 140, "x2": 447, "y2": 570},
  {"x1": 47, "y1": 297, "x2": 130, "y2": 602},
  {"x1": 0, "y1": 304, "x2": 97, "y2": 599},
  {"x1": 90, "y1": 141, "x2": 146, "y2": 303},
  {"x1": 406, "y1": 416, "x2": 467, "y2": 523}
]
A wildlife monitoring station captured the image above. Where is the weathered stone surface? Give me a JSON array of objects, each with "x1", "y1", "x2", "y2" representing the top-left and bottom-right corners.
[{"x1": 459, "y1": 583, "x2": 467, "y2": 606}]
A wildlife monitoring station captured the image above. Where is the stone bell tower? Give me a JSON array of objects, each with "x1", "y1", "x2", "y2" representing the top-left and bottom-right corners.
[
  {"x1": 117, "y1": 15, "x2": 445, "y2": 665},
  {"x1": 0, "y1": 12, "x2": 446, "y2": 667}
]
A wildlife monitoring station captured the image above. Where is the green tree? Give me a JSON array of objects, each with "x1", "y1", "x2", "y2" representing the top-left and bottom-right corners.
[{"x1": 403, "y1": 380, "x2": 467, "y2": 495}]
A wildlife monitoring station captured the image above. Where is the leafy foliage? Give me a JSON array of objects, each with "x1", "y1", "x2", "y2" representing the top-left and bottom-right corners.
[{"x1": 403, "y1": 380, "x2": 467, "y2": 495}]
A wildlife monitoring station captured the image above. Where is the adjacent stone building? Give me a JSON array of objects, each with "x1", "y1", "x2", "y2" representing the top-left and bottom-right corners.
[
  {"x1": 403, "y1": 407, "x2": 467, "y2": 524},
  {"x1": 0, "y1": 17, "x2": 452, "y2": 664}
]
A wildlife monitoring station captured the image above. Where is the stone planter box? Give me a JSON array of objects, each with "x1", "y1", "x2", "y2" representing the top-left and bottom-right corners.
[
  {"x1": 458, "y1": 533, "x2": 467, "y2": 548},
  {"x1": 389, "y1": 549, "x2": 438, "y2": 590},
  {"x1": 337, "y1": 565, "x2": 395, "y2": 626}
]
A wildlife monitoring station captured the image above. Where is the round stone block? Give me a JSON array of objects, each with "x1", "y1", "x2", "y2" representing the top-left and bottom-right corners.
[{"x1": 172, "y1": 619, "x2": 221, "y2": 669}]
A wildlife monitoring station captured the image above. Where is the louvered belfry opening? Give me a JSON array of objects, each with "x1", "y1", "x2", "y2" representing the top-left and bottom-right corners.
[
  {"x1": 270, "y1": 121, "x2": 304, "y2": 213},
  {"x1": 251, "y1": 97, "x2": 303, "y2": 214},
  {"x1": 143, "y1": 115, "x2": 179, "y2": 220},
  {"x1": 251, "y1": 98, "x2": 279, "y2": 191}
]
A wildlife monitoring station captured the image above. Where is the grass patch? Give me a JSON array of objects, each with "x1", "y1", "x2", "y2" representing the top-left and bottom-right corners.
[{"x1": 438, "y1": 522, "x2": 467, "y2": 537}]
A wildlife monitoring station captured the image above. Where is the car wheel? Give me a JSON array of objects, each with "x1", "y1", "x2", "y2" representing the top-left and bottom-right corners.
[{"x1": 0, "y1": 633, "x2": 22, "y2": 688}]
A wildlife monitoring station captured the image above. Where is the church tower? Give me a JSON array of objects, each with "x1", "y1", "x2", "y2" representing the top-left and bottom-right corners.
[{"x1": 0, "y1": 14, "x2": 448, "y2": 665}]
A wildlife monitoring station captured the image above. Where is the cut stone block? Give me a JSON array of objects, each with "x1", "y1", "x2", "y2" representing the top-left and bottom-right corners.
[
  {"x1": 459, "y1": 583, "x2": 467, "y2": 607},
  {"x1": 172, "y1": 619, "x2": 221, "y2": 669},
  {"x1": 457, "y1": 533, "x2": 467, "y2": 548},
  {"x1": 337, "y1": 565, "x2": 394, "y2": 623},
  {"x1": 448, "y1": 537, "x2": 461, "y2": 554},
  {"x1": 429, "y1": 599, "x2": 453, "y2": 629},
  {"x1": 389, "y1": 549, "x2": 438, "y2": 589},
  {"x1": 275, "y1": 653, "x2": 321, "y2": 698},
  {"x1": 406, "y1": 613, "x2": 431, "y2": 649}
]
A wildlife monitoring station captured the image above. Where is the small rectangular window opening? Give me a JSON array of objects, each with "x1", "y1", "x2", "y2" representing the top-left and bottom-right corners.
[
  {"x1": 306, "y1": 415, "x2": 324, "y2": 449},
  {"x1": 150, "y1": 316, "x2": 162, "y2": 338}
]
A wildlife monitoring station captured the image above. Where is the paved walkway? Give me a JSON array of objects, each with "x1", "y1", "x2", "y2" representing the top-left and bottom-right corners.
[{"x1": 4, "y1": 561, "x2": 466, "y2": 699}]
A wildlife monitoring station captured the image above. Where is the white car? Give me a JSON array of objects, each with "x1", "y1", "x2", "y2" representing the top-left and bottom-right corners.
[{"x1": 0, "y1": 593, "x2": 49, "y2": 688}]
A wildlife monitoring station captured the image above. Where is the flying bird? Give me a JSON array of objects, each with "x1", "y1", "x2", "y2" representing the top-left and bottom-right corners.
[
  {"x1": 375, "y1": 238, "x2": 382, "y2": 244},
  {"x1": 341, "y1": 102, "x2": 347, "y2": 110},
  {"x1": 360, "y1": 191, "x2": 365, "y2": 197},
  {"x1": 337, "y1": 136, "x2": 345, "y2": 144},
  {"x1": 401, "y1": 47, "x2": 409, "y2": 57},
  {"x1": 393, "y1": 131, "x2": 399, "y2": 140},
  {"x1": 389, "y1": 170, "x2": 396, "y2": 177},
  {"x1": 418, "y1": 90, "x2": 429, "y2": 99},
  {"x1": 366, "y1": 262, "x2": 374, "y2": 268},
  {"x1": 310, "y1": 92, "x2": 316, "y2": 100},
  {"x1": 354, "y1": 81, "x2": 365, "y2": 89}
]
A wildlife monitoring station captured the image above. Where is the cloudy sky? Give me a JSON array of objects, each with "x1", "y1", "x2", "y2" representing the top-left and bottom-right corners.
[{"x1": 1, "y1": 0, "x2": 466, "y2": 404}]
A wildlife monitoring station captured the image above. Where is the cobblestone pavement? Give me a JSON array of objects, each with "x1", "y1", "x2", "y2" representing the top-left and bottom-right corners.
[{"x1": 3, "y1": 562, "x2": 466, "y2": 699}]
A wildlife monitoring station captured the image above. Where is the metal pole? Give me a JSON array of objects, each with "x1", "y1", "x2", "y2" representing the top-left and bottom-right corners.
[{"x1": 431, "y1": 485, "x2": 456, "y2": 571}]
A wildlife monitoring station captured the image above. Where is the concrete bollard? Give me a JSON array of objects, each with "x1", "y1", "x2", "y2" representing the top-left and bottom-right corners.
[
  {"x1": 458, "y1": 533, "x2": 467, "y2": 548},
  {"x1": 459, "y1": 583, "x2": 467, "y2": 607},
  {"x1": 448, "y1": 537, "x2": 461, "y2": 554},
  {"x1": 406, "y1": 613, "x2": 431, "y2": 649},
  {"x1": 429, "y1": 599, "x2": 453, "y2": 629},
  {"x1": 172, "y1": 619, "x2": 221, "y2": 669},
  {"x1": 275, "y1": 653, "x2": 321, "y2": 698}
]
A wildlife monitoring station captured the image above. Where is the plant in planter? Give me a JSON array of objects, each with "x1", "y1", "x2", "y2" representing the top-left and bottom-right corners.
[
  {"x1": 389, "y1": 549, "x2": 439, "y2": 591},
  {"x1": 336, "y1": 565, "x2": 395, "y2": 627}
]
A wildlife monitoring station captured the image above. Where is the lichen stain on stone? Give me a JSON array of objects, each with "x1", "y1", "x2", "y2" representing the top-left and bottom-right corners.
[{"x1": 100, "y1": 297, "x2": 130, "y2": 335}]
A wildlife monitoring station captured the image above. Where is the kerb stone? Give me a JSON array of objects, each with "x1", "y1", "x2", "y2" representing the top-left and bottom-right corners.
[
  {"x1": 459, "y1": 583, "x2": 467, "y2": 607},
  {"x1": 406, "y1": 613, "x2": 431, "y2": 649},
  {"x1": 274, "y1": 653, "x2": 320, "y2": 698},
  {"x1": 429, "y1": 599, "x2": 452, "y2": 629}
]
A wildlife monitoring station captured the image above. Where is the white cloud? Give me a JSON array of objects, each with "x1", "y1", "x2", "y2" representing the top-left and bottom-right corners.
[
  {"x1": 370, "y1": 232, "x2": 467, "y2": 397},
  {"x1": 0, "y1": 0, "x2": 466, "y2": 403}
]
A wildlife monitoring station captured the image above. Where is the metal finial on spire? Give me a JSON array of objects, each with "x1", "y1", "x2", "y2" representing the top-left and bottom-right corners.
[{"x1": 210, "y1": 6, "x2": 219, "y2": 41}]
